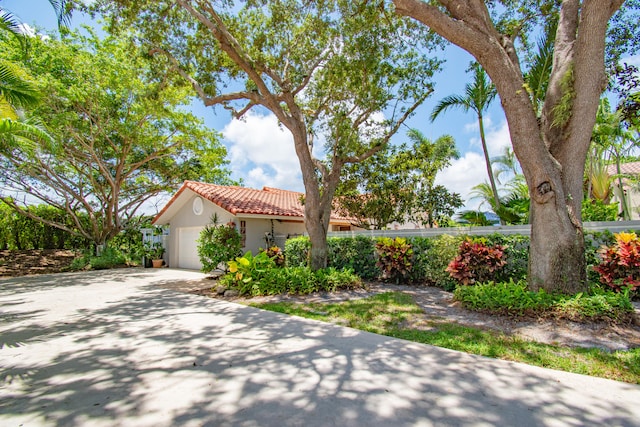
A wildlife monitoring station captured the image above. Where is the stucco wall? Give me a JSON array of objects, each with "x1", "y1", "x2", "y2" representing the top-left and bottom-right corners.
[
  {"x1": 165, "y1": 193, "x2": 308, "y2": 268},
  {"x1": 241, "y1": 219, "x2": 306, "y2": 255},
  {"x1": 167, "y1": 194, "x2": 235, "y2": 268}
]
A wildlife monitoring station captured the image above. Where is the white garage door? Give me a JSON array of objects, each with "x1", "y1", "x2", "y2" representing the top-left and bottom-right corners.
[{"x1": 177, "y1": 227, "x2": 204, "y2": 270}]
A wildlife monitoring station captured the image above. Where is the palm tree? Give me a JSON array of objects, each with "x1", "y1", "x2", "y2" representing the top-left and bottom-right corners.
[
  {"x1": 524, "y1": 18, "x2": 557, "y2": 117},
  {"x1": 0, "y1": 59, "x2": 48, "y2": 152},
  {"x1": 491, "y1": 146, "x2": 521, "y2": 185},
  {"x1": 431, "y1": 63, "x2": 503, "y2": 224},
  {"x1": 470, "y1": 177, "x2": 530, "y2": 225},
  {"x1": 456, "y1": 210, "x2": 494, "y2": 226},
  {"x1": 592, "y1": 98, "x2": 636, "y2": 220}
]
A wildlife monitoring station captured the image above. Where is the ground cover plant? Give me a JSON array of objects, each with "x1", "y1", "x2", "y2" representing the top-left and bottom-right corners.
[
  {"x1": 250, "y1": 292, "x2": 640, "y2": 384},
  {"x1": 453, "y1": 280, "x2": 635, "y2": 323}
]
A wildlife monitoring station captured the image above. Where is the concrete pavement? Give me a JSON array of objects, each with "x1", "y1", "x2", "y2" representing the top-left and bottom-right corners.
[{"x1": 1, "y1": 268, "x2": 639, "y2": 426}]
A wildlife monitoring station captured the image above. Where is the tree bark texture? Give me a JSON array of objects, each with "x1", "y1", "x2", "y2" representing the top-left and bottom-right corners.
[{"x1": 393, "y1": 0, "x2": 624, "y2": 292}]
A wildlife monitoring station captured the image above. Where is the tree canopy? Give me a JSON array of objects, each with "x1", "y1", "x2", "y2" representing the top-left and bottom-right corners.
[
  {"x1": 95, "y1": 0, "x2": 442, "y2": 269},
  {"x1": 0, "y1": 28, "x2": 233, "y2": 246},
  {"x1": 337, "y1": 129, "x2": 462, "y2": 229}
]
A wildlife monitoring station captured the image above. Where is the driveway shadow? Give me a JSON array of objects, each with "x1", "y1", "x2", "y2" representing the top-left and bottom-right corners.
[{"x1": 0, "y1": 271, "x2": 639, "y2": 426}]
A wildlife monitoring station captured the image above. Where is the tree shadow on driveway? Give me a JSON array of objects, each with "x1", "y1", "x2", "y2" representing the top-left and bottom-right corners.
[{"x1": 1, "y1": 270, "x2": 639, "y2": 426}]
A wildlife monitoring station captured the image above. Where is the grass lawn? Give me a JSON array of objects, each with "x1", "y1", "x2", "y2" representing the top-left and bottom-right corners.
[{"x1": 250, "y1": 291, "x2": 640, "y2": 384}]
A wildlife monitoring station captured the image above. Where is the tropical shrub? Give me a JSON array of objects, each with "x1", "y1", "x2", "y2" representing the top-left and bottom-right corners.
[
  {"x1": 585, "y1": 230, "x2": 615, "y2": 284},
  {"x1": 482, "y1": 234, "x2": 529, "y2": 282},
  {"x1": 409, "y1": 235, "x2": 462, "y2": 290},
  {"x1": 593, "y1": 232, "x2": 640, "y2": 292},
  {"x1": 375, "y1": 237, "x2": 413, "y2": 283},
  {"x1": 226, "y1": 251, "x2": 275, "y2": 288},
  {"x1": 447, "y1": 238, "x2": 507, "y2": 285},
  {"x1": 262, "y1": 246, "x2": 285, "y2": 267},
  {"x1": 220, "y1": 250, "x2": 362, "y2": 296},
  {"x1": 70, "y1": 246, "x2": 126, "y2": 271},
  {"x1": 197, "y1": 222, "x2": 242, "y2": 273},
  {"x1": 284, "y1": 236, "x2": 311, "y2": 267},
  {"x1": 328, "y1": 235, "x2": 377, "y2": 280}
]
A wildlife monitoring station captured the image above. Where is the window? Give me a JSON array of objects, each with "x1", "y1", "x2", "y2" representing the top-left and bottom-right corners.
[{"x1": 240, "y1": 220, "x2": 246, "y2": 247}]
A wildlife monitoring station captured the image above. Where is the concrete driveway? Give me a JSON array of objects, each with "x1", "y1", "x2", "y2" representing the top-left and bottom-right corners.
[{"x1": 1, "y1": 269, "x2": 639, "y2": 427}]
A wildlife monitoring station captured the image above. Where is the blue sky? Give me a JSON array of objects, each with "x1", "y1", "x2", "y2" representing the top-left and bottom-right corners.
[{"x1": 2, "y1": 0, "x2": 528, "y2": 212}]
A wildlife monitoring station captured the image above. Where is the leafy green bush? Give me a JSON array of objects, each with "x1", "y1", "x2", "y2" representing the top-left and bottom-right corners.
[
  {"x1": 447, "y1": 238, "x2": 507, "y2": 285},
  {"x1": 454, "y1": 279, "x2": 634, "y2": 322},
  {"x1": 284, "y1": 236, "x2": 311, "y2": 267},
  {"x1": 197, "y1": 222, "x2": 242, "y2": 273},
  {"x1": 593, "y1": 232, "x2": 640, "y2": 292},
  {"x1": 328, "y1": 235, "x2": 377, "y2": 280},
  {"x1": 70, "y1": 246, "x2": 126, "y2": 271},
  {"x1": 582, "y1": 199, "x2": 619, "y2": 222},
  {"x1": 409, "y1": 235, "x2": 462, "y2": 290},
  {"x1": 220, "y1": 250, "x2": 362, "y2": 296},
  {"x1": 375, "y1": 237, "x2": 413, "y2": 284}
]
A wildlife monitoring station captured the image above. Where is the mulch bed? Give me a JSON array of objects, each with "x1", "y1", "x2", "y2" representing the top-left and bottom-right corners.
[{"x1": 0, "y1": 249, "x2": 79, "y2": 277}]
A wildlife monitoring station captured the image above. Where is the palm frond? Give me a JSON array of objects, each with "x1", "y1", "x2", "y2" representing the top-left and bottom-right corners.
[
  {"x1": 0, "y1": 59, "x2": 41, "y2": 112},
  {"x1": 0, "y1": 117, "x2": 52, "y2": 153},
  {"x1": 525, "y1": 18, "x2": 557, "y2": 114},
  {"x1": 430, "y1": 94, "x2": 469, "y2": 121},
  {"x1": 456, "y1": 210, "x2": 493, "y2": 226}
]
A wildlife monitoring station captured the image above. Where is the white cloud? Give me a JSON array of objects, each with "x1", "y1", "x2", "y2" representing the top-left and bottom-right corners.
[
  {"x1": 623, "y1": 54, "x2": 640, "y2": 68},
  {"x1": 435, "y1": 152, "x2": 488, "y2": 211},
  {"x1": 484, "y1": 119, "x2": 512, "y2": 154},
  {"x1": 466, "y1": 115, "x2": 511, "y2": 154},
  {"x1": 222, "y1": 111, "x2": 304, "y2": 191},
  {"x1": 17, "y1": 23, "x2": 36, "y2": 37},
  {"x1": 436, "y1": 119, "x2": 512, "y2": 211}
]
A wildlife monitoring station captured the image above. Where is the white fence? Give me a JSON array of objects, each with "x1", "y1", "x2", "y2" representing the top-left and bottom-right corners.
[{"x1": 327, "y1": 220, "x2": 640, "y2": 239}]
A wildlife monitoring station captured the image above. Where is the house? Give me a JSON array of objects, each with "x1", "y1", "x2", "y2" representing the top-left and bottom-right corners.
[
  {"x1": 152, "y1": 181, "x2": 355, "y2": 269},
  {"x1": 606, "y1": 162, "x2": 640, "y2": 220}
]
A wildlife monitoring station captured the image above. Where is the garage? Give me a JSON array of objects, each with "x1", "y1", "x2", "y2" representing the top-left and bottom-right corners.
[{"x1": 176, "y1": 226, "x2": 204, "y2": 270}]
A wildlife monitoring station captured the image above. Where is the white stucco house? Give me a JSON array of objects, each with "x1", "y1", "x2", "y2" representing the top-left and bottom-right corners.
[{"x1": 152, "y1": 181, "x2": 355, "y2": 270}]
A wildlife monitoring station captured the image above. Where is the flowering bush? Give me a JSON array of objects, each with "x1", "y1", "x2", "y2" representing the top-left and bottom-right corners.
[
  {"x1": 446, "y1": 238, "x2": 507, "y2": 285},
  {"x1": 593, "y1": 232, "x2": 640, "y2": 292},
  {"x1": 375, "y1": 237, "x2": 413, "y2": 284}
]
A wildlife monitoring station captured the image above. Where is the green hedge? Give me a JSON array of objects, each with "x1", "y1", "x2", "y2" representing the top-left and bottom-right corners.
[
  {"x1": 285, "y1": 235, "x2": 378, "y2": 279},
  {"x1": 282, "y1": 230, "x2": 636, "y2": 288},
  {"x1": 328, "y1": 235, "x2": 378, "y2": 280}
]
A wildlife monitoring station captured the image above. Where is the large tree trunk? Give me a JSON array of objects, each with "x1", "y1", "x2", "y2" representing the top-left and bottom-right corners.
[
  {"x1": 306, "y1": 212, "x2": 329, "y2": 270},
  {"x1": 528, "y1": 177, "x2": 587, "y2": 293},
  {"x1": 393, "y1": 0, "x2": 623, "y2": 293}
]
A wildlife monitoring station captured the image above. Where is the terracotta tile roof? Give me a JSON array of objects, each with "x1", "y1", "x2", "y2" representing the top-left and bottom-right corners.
[
  {"x1": 153, "y1": 181, "x2": 352, "y2": 224},
  {"x1": 606, "y1": 161, "x2": 640, "y2": 176}
]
